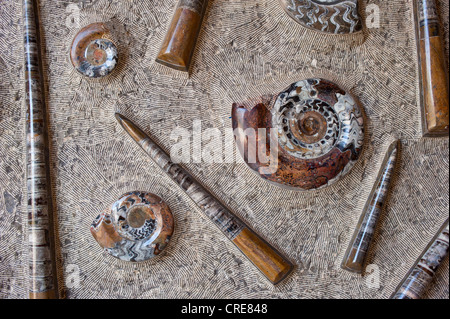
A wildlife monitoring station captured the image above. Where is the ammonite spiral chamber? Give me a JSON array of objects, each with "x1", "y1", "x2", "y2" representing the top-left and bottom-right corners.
[
  {"x1": 90, "y1": 191, "x2": 175, "y2": 262},
  {"x1": 70, "y1": 23, "x2": 118, "y2": 78},
  {"x1": 232, "y1": 78, "x2": 365, "y2": 191}
]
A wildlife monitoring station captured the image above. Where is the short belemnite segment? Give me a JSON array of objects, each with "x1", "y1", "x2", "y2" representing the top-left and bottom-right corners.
[
  {"x1": 70, "y1": 23, "x2": 118, "y2": 78},
  {"x1": 90, "y1": 191, "x2": 174, "y2": 262},
  {"x1": 341, "y1": 141, "x2": 399, "y2": 274},
  {"x1": 415, "y1": 0, "x2": 449, "y2": 136},
  {"x1": 279, "y1": 0, "x2": 363, "y2": 34},
  {"x1": 156, "y1": 0, "x2": 209, "y2": 71},
  {"x1": 391, "y1": 220, "x2": 449, "y2": 299}
]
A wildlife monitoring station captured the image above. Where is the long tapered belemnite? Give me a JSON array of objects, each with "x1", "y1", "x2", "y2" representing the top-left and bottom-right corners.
[
  {"x1": 416, "y1": 0, "x2": 449, "y2": 136},
  {"x1": 156, "y1": 0, "x2": 208, "y2": 71},
  {"x1": 391, "y1": 219, "x2": 449, "y2": 299},
  {"x1": 341, "y1": 141, "x2": 399, "y2": 274},
  {"x1": 279, "y1": 0, "x2": 363, "y2": 34},
  {"x1": 232, "y1": 79, "x2": 365, "y2": 191},
  {"x1": 115, "y1": 113, "x2": 294, "y2": 284},
  {"x1": 23, "y1": 0, "x2": 59, "y2": 299}
]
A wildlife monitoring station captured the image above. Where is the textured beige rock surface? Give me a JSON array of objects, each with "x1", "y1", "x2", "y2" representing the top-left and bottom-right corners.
[{"x1": 0, "y1": 0, "x2": 448, "y2": 299}]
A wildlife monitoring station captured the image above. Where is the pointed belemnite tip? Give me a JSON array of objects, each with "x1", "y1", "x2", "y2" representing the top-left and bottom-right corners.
[
  {"x1": 115, "y1": 113, "x2": 135, "y2": 130},
  {"x1": 115, "y1": 112, "x2": 125, "y2": 123}
]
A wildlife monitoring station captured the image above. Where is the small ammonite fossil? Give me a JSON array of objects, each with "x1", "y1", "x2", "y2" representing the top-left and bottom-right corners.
[
  {"x1": 70, "y1": 23, "x2": 118, "y2": 78},
  {"x1": 279, "y1": 0, "x2": 363, "y2": 34},
  {"x1": 90, "y1": 191, "x2": 175, "y2": 262},
  {"x1": 232, "y1": 78, "x2": 365, "y2": 191}
]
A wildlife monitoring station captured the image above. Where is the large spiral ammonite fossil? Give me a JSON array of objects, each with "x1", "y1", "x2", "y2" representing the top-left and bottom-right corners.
[
  {"x1": 90, "y1": 191, "x2": 175, "y2": 262},
  {"x1": 232, "y1": 79, "x2": 365, "y2": 191},
  {"x1": 70, "y1": 23, "x2": 118, "y2": 78},
  {"x1": 279, "y1": 0, "x2": 363, "y2": 34}
]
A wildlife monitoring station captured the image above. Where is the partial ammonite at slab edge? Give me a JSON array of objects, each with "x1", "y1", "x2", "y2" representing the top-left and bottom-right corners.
[
  {"x1": 279, "y1": 0, "x2": 363, "y2": 34},
  {"x1": 91, "y1": 191, "x2": 175, "y2": 262},
  {"x1": 232, "y1": 78, "x2": 365, "y2": 191},
  {"x1": 70, "y1": 22, "x2": 118, "y2": 78}
]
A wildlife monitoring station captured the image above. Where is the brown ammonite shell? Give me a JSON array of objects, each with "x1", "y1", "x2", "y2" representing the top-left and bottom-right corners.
[
  {"x1": 232, "y1": 78, "x2": 365, "y2": 191},
  {"x1": 279, "y1": 0, "x2": 363, "y2": 34},
  {"x1": 70, "y1": 23, "x2": 118, "y2": 78},
  {"x1": 90, "y1": 191, "x2": 174, "y2": 262}
]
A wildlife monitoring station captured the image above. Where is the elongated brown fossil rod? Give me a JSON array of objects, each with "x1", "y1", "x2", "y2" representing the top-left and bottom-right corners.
[
  {"x1": 23, "y1": 0, "x2": 59, "y2": 299},
  {"x1": 156, "y1": 0, "x2": 208, "y2": 72},
  {"x1": 391, "y1": 219, "x2": 449, "y2": 299},
  {"x1": 341, "y1": 141, "x2": 399, "y2": 274},
  {"x1": 116, "y1": 113, "x2": 294, "y2": 284},
  {"x1": 416, "y1": 0, "x2": 449, "y2": 136}
]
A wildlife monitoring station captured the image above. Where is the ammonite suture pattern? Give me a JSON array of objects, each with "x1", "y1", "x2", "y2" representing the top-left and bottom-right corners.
[
  {"x1": 279, "y1": 0, "x2": 363, "y2": 34},
  {"x1": 90, "y1": 191, "x2": 174, "y2": 262},
  {"x1": 70, "y1": 23, "x2": 118, "y2": 78},
  {"x1": 232, "y1": 79, "x2": 365, "y2": 191}
]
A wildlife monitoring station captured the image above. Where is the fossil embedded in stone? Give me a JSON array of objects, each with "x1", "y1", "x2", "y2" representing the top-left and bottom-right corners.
[
  {"x1": 232, "y1": 78, "x2": 365, "y2": 191},
  {"x1": 70, "y1": 23, "x2": 118, "y2": 78},
  {"x1": 90, "y1": 191, "x2": 175, "y2": 262},
  {"x1": 279, "y1": 0, "x2": 363, "y2": 34}
]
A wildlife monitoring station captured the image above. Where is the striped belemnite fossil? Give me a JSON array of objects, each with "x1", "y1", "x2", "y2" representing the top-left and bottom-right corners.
[
  {"x1": 341, "y1": 141, "x2": 399, "y2": 273},
  {"x1": 70, "y1": 23, "x2": 118, "y2": 78},
  {"x1": 115, "y1": 113, "x2": 294, "y2": 285},
  {"x1": 156, "y1": 0, "x2": 209, "y2": 72},
  {"x1": 279, "y1": 0, "x2": 363, "y2": 34},
  {"x1": 23, "y1": 0, "x2": 59, "y2": 299},
  {"x1": 391, "y1": 219, "x2": 449, "y2": 299},
  {"x1": 232, "y1": 78, "x2": 365, "y2": 191},
  {"x1": 91, "y1": 191, "x2": 175, "y2": 262}
]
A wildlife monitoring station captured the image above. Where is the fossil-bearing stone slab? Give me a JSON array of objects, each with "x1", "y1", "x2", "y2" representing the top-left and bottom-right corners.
[
  {"x1": 279, "y1": 0, "x2": 363, "y2": 34},
  {"x1": 70, "y1": 23, "x2": 118, "y2": 78},
  {"x1": 232, "y1": 78, "x2": 365, "y2": 191},
  {"x1": 91, "y1": 191, "x2": 175, "y2": 262}
]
